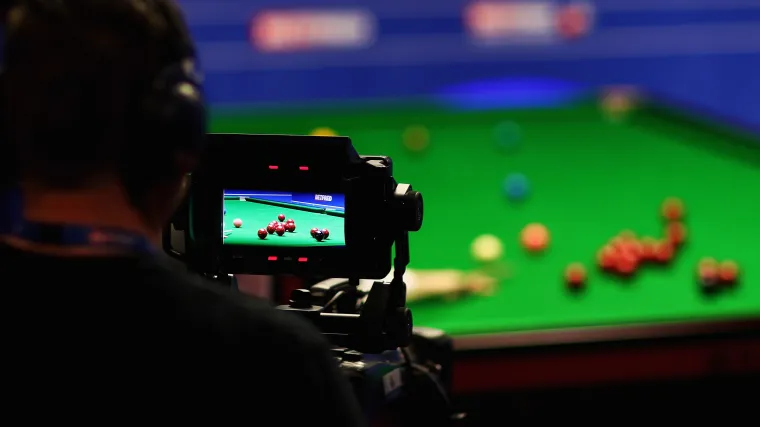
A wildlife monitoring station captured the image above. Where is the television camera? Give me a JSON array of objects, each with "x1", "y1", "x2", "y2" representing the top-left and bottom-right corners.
[{"x1": 164, "y1": 134, "x2": 464, "y2": 425}]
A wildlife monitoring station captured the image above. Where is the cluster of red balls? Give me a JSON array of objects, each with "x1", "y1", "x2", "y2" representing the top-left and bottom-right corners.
[{"x1": 256, "y1": 213, "x2": 296, "y2": 239}]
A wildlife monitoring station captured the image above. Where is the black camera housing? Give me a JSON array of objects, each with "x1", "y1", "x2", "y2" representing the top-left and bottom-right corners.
[{"x1": 182, "y1": 133, "x2": 422, "y2": 278}]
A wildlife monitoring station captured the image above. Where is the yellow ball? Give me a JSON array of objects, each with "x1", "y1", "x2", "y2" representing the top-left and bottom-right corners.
[{"x1": 310, "y1": 127, "x2": 337, "y2": 137}]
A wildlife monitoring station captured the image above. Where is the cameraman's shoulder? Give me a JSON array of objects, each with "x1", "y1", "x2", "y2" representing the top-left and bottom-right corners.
[{"x1": 148, "y1": 256, "x2": 326, "y2": 347}]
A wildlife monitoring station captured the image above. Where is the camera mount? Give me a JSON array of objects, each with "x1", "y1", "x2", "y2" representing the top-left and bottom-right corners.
[{"x1": 277, "y1": 182, "x2": 422, "y2": 353}]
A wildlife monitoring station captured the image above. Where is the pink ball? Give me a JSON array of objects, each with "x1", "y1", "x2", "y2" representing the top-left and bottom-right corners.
[{"x1": 233, "y1": 218, "x2": 243, "y2": 228}]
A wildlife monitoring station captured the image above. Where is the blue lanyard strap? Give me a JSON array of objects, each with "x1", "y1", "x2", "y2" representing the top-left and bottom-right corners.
[{"x1": 12, "y1": 221, "x2": 154, "y2": 255}]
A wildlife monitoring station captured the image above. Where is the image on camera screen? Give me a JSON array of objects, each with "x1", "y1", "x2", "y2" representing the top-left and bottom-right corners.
[{"x1": 222, "y1": 190, "x2": 346, "y2": 247}]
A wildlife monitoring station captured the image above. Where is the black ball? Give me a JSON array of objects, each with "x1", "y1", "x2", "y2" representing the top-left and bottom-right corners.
[{"x1": 314, "y1": 230, "x2": 325, "y2": 242}]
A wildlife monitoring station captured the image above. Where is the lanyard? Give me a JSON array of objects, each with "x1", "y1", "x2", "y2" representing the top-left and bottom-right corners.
[
  {"x1": 11, "y1": 221, "x2": 154, "y2": 255},
  {"x1": 1, "y1": 187, "x2": 22, "y2": 235}
]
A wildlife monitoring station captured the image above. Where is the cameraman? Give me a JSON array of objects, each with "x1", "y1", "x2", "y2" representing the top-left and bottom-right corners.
[{"x1": 1, "y1": 1, "x2": 365, "y2": 424}]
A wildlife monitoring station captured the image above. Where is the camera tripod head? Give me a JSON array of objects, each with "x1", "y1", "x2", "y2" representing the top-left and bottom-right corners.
[{"x1": 277, "y1": 182, "x2": 422, "y2": 353}]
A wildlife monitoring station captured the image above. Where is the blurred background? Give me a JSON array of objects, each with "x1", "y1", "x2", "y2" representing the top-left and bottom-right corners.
[
  {"x1": 182, "y1": 0, "x2": 760, "y2": 423},
  {"x1": 187, "y1": 0, "x2": 759, "y2": 128}
]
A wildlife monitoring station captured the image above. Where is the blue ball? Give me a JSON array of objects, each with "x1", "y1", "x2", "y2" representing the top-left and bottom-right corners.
[
  {"x1": 224, "y1": 209, "x2": 227, "y2": 216},
  {"x1": 504, "y1": 173, "x2": 529, "y2": 201}
]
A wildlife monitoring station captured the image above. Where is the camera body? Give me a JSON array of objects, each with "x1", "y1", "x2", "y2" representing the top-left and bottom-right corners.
[
  {"x1": 178, "y1": 133, "x2": 421, "y2": 278},
  {"x1": 166, "y1": 133, "x2": 460, "y2": 424}
]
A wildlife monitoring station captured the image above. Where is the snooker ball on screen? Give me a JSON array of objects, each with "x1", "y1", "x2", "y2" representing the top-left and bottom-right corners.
[
  {"x1": 275, "y1": 225, "x2": 286, "y2": 236},
  {"x1": 233, "y1": 218, "x2": 243, "y2": 228},
  {"x1": 310, "y1": 227, "x2": 319, "y2": 237},
  {"x1": 257, "y1": 229, "x2": 268, "y2": 239},
  {"x1": 285, "y1": 222, "x2": 296, "y2": 232},
  {"x1": 313, "y1": 230, "x2": 325, "y2": 241},
  {"x1": 321, "y1": 228, "x2": 330, "y2": 239},
  {"x1": 266, "y1": 224, "x2": 276, "y2": 234},
  {"x1": 278, "y1": 214, "x2": 286, "y2": 222}
]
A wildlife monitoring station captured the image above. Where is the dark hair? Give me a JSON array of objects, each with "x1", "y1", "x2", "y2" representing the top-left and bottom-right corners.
[{"x1": 3, "y1": 0, "x2": 191, "y2": 188}]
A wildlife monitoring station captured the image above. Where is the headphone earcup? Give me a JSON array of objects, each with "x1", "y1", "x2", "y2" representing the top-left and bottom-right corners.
[{"x1": 140, "y1": 74, "x2": 206, "y2": 154}]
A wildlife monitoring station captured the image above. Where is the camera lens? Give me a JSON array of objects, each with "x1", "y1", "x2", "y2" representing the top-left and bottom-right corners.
[{"x1": 394, "y1": 183, "x2": 423, "y2": 232}]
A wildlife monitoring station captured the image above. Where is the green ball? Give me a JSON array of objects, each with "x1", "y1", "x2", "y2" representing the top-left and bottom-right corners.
[{"x1": 494, "y1": 121, "x2": 521, "y2": 152}]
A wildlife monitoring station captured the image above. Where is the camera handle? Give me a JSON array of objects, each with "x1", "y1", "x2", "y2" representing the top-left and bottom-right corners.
[{"x1": 278, "y1": 230, "x2": 413, "y2": 354}]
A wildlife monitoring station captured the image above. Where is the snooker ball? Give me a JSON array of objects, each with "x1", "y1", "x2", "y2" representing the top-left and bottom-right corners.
[
  {"x1": 224, "y1": 209, "x2": 226, "y2": 216},
  {"x1": 697, "y1": 263, "x2": 721, "y2": 294},
  {"x1": 310, "y1": 127, "x2": 337, "y2": 137},
  {"x1": 718, "y1": 260, "x2": 739, "y2": 287},
  {"x1": 285, "y1": 222, "x2": 296, "y2": 232},
  {"x1": 471, "y1": 234, "x2": 503, "y2": 262},
  {"x1": 257, "y1": 229, "x2": 268, "y2": 239},
  {"x1": 520, "y1": 223, "x2": 549, "y2": 253},
  {"x1": 493, "y1": 121, "x2": 521, "y2": 152},
  {"x1": 666, "y1": 222, "x2": 687, "y2": 246},
  {"x1": 278, "y1": 214, "x2": 286, "y2": 222},
  {"x1": 321, "y1": 228, "x2": 330, "y2": 239},
  {"x1": 310, "y1": 227, "x2": 319, "y2": 237},
  {"x1": 275, "y1": 225, "x2": 286, "y2": 236},
  {"x1": 314, "y1": 230, "x2": 325, "y2": 241},
  {"x1": 286, "y1": 218, "x2": 295, "y2": 224},
  {"x1": 653, "y1": 241, "x2": 674, "y2": 264},
  {"x1": 503, "y1": 173, "x2": 529, "y2": 202},
  {"x1": 402, "y1": 125, "x2": 430, "y2": 153},
  {"x1": 661, "y1": 197, "x2": 685, "y2": 222},
  {"x1": 266, "y1": 224, "x2": 276, "y2": 234},
  {"x1": 597, "y1": 245, "x2": 618, "y2": 270},
  {"x1": 615, "y1": 252, "x2": 639, "y2": 276},
  {"x1": 564, "y1": 262, "x2": 587, "y2": 290},
  {"x1": 639, "y1": 237, "x2": 657, "y2": 261},
  {"x1": 233, "y1": 218, "x2": 243, "y2": 228}
]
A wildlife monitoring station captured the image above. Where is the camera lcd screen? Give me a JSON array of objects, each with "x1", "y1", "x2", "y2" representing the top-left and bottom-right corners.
[{"x1": 222, "y1": 189, "x2": 346, "y2": 247}]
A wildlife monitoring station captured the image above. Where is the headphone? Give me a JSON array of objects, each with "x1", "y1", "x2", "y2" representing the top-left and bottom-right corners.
[
  {"x1": 136, "y1": 0, "x2": 207, "y2": 155},
  {"x1": 1, "y1": 0, "x2": 207, "y2": 190}
]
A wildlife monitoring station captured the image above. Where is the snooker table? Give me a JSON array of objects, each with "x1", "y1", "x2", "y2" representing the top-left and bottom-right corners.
[
  {"x1": 223, "y1": 197, "x2": 345, "y2": 246},
  {"x1": 212, "y1": 98, "x2": 760, "y2": 393}
]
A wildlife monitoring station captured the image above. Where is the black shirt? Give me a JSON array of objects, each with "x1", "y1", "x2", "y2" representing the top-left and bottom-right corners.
[{"x1": 1, "y1": 243, "x2": 366, "y2": 425}]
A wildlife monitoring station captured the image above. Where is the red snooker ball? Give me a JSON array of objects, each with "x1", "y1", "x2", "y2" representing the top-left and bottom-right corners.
[
  {"x1": 278, "y1": 214, "x2": 286, "y2": 222},
  {"x1": 266, "y1": 224, "x2": 276, "y2": 234},
  {"x1": 275, "y1": 225, "x2": 286, "y2": 236},
  {"x1": 321, "y1": 228, "x2": 330, "y2": 239},
  {"x1": 285, "y1": 222, "x2": 296, "y2": 232},
  {"x1": 286, "y1": 218, "x2": 295, "y2": 224},
  {"x1": 310, "y1": 227, "x2": 319, "y2": 237},
  {"x1": 257, "y1": 229, "x2": 268, "y2": 239}
]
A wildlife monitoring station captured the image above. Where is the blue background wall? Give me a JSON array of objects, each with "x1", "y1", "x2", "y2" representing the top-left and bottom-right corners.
[{"x1": 182, "y1": 0, "x2": 760, "y2": 133}]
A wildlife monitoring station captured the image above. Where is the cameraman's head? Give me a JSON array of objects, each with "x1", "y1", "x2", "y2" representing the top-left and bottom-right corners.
[{"x1": 3, "y1": 0, "x2": 204, "y2": 236}]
